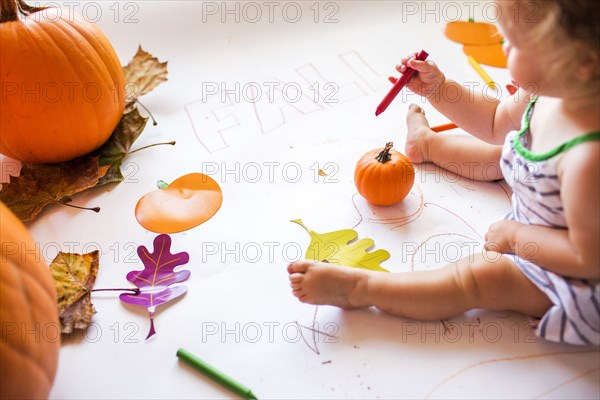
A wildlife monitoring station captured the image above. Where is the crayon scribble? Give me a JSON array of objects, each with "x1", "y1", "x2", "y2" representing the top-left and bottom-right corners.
[
  {"x1": 295, "y1": 306, "x2": 338, "y2": 356},
  {"x1": 410, "y1": 233, "x2": 476, "y2": 271},
  {"x1": 423, "y1": 202, "x2": 483, "y2": 240},
  {"x1": 532, "y1": 366, "x2": 599, "y2": 399},
  {"x1": 369, "y1": 185, "x2": 425, "y2": 229},
  {"x1": 185, "y1": 50, "x2": 384, "y2": 154},
  {"x1": 425, "y1": 349, "x2": 600, "y2": 399}
]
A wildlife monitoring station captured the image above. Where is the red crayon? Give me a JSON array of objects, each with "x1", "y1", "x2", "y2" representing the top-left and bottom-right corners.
[{"x1": 375, "y1": 49, "x2": 429, "y2": 116}]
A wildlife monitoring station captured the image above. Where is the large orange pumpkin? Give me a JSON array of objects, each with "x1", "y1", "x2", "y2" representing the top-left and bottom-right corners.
[
  {"x1": 0, "y1": 0, "x2": 126, "y2": 163},
  {"x1": 0, "y1": 201, "x2": 60, "y2": 398},
  {"x1": 354, "y1": 142, "x2": 415, "y2": 206}
]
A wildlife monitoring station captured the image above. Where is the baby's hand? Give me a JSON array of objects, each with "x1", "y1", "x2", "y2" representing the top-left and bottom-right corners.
[
  {"x1": 390, "y1": 52, "x2": 446, "y2": 99},
  {"x1": 484, "y1": 220, "x2": 523, "y2": 255}
]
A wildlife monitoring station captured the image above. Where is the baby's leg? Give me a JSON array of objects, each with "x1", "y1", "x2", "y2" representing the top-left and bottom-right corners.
[
  {"x1": 405, "y1": 104, "x2": 504, "y2": 181},
  {"x1": 288, "y1": 254, "x2": 551, "y2": 320}
]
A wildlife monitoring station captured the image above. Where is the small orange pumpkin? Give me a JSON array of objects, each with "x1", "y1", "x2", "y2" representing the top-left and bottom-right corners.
[
  {"x1": 0, "y1": 0, "x2": 125, "y2": 163},
  {"x1": 0, "y1": 201, "x2": 60, "y2": 398},
  {"x1": 354, "y1": 142, "x2": 415, "y2": 206}
]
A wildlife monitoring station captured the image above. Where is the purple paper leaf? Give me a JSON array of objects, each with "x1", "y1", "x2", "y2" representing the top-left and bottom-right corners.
[{"x1": 120, "y1": 234, "x2": 190, "y2": 339}]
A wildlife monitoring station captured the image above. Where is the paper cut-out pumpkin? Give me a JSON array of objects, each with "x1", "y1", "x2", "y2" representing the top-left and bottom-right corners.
[
  {"x1": 445, "y1": 20, "x2": 507, "y2": 68},
  {"x1": 445, "y1": 20, "x2": 501, "y2": 46},
  {"x1": 463, "y1": 43, "x2": 507, "y2": 68},
  {"x1": 355, "y1": 142, "x2": 415, "y2": 206},
  {"x1": 135, "y1": 173, "x2": 223, "y2": 233},
  {"x1": 0, "y1": 202, "x2": 60, "y2": 399}
]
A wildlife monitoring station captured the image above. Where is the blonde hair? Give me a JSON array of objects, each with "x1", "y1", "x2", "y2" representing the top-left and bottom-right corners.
[{"x1": 501, "y1": 0, "x2": 600, "y2": 94}]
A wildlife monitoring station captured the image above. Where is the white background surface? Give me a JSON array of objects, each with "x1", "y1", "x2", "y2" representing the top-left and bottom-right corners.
[{"x1": 2, "y1": 1, "x2": 599, "y2": 398}]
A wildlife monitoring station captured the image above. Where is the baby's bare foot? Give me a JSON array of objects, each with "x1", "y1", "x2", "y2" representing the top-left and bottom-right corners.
[
  {"x1": 288, "y1": 261, "x2": 371, "y2": 309},
  {"x1": 404, "y1": 104, "x2": 433, "y2": 163}
]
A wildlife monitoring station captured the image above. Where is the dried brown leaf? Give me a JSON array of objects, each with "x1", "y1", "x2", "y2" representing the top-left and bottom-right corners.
[
  {"x1": 0, "y1": 157, "x2": 108, "y2": 221},
  {"x1": 123, "y1": 46, "x2": 168, "y2": 111},
  {"x1": 96, "y1": 108, "x2": 149, "y2": 186},
  {"x1": 50, "y1": 251, "x2": 99, "y2": 334}
]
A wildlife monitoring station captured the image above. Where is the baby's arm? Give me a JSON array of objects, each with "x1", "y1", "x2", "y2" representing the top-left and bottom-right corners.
[
  {"x1": 399, "y1": 55, "x2": 529, "y2": 144},
  {"x1": 486, "y1": 144, "x2": 600, "y2": 279}
]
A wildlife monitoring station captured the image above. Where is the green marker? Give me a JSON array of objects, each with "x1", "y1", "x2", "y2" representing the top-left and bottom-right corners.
[{"x1": 176, "y1": 348, "x2": 258, "y2": 400}]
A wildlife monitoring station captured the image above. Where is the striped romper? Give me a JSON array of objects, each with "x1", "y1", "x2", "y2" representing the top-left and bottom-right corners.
[{"x1": 500, "y1": 97, "x2": 600, "y2": 346}]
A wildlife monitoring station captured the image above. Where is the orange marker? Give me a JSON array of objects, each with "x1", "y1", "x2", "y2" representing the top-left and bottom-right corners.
[{"x1": 431, "y1": 122, "x2": 458, "y2": 132}]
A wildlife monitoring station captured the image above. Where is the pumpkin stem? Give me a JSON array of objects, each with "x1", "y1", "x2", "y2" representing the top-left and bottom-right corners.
[
  {"x1": 0, "y1": 0, "x2": 46, "y2": 22},
  {"x1": 375, "y1": 142, "x2": 394, "y2": 163},
  {"x1": 127, "y1": 141, "x2": 176, "y2": 155},
  {"x1": 0, "y1": 0, "x2": 18, "y2": 21}
]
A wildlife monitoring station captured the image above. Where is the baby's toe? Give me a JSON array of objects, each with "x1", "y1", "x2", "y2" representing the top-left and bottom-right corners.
[
  {"x1": 287, "y1": 260, "x2": 312, "y2": 274},
  {"x1": 289, "y1": 272, "x2": 303, "y2": 283},
  {"x1": 407, "y1": 103, "x2": 426, "y2": 118},
  {"x1": 406, "y1": 104, "x2": 431, "y2": 133}
]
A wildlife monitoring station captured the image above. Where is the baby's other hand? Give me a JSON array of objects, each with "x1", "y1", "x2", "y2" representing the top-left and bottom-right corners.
[
  {"x1": 484, "y1": 220, "x2": 523, "y2": 255},
  {"x1": 389, "y1": 52, "x2": 445, "y2": 99}
]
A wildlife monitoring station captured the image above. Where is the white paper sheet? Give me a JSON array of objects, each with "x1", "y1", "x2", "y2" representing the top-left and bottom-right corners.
[{"x1": 2, "y1": 1, "x2": 598, "y2": 399}]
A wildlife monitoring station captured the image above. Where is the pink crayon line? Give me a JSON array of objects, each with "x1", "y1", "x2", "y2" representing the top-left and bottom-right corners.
[
  {"x1": 425, "y1": 350, "x2": 598, "y2": 399},
  {"x1": 375, "y1": 49, "x2": 429, "y2": 116}
]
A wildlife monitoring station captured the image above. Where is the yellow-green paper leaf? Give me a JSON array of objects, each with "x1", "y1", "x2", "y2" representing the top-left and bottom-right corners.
[{"x1": 292, "y1": 219, "x2": 390, "y2": 272}]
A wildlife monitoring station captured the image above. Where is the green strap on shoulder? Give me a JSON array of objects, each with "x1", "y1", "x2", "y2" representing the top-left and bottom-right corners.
[{"x1": 513, "y1": 97, "x2": 600, "y2": 161}]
